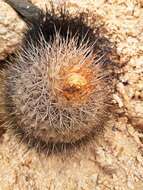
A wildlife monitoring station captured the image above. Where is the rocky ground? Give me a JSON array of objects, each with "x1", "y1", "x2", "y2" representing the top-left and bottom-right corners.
[{"x1": 0, "y1": 0, "x2": 143, "y2": 189}]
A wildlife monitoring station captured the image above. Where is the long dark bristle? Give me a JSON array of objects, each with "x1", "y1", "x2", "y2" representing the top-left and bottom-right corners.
[{"x1": 22, "y1": 9, "x2": 113, "y2": 63}]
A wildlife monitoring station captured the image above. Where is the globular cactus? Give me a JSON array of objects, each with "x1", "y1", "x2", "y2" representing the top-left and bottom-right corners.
[{"x1": 0, "y1": 7, "x2": 117, "y2": 154}]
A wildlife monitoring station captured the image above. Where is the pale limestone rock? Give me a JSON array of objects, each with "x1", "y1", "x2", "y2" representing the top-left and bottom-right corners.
[
  {"x1": 0, "y1": 0, "x2": 143, "y2": 190},
  {"x1": 0, "y1": 0, "x2": 26, "y2": 60}
]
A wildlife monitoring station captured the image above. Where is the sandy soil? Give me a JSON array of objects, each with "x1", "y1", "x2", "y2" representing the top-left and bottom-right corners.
[{"x1": 0, "y1": 0, "x2": 143, "y2": 189}]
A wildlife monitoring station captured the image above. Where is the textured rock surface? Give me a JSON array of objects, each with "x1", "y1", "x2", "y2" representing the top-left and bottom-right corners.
[
  {"x1": 0, "y1": 0, "x2": 143, "y2": 190},
  {"x1": 0, "y1": 0, "x2": 26, "y2": 60}
]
